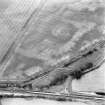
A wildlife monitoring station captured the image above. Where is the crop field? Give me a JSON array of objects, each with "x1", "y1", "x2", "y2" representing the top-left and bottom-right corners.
[{"x1": 0, "y1": 0, "x2": 105, "y2": 105}]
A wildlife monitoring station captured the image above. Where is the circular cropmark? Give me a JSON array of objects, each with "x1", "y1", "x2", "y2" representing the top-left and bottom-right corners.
[{"x1": 52, "y1": 24, "x2": 71, "y2": 39}]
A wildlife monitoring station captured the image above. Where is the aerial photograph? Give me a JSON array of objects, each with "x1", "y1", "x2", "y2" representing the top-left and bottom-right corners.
[{"x1": 0, "y1": 0, "x2": 105, "y2": 105}]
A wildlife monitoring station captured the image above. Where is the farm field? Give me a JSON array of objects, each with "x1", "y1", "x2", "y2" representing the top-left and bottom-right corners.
[{"x1": 0, "y1": 0, "x2": 105, "y2": 105}]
